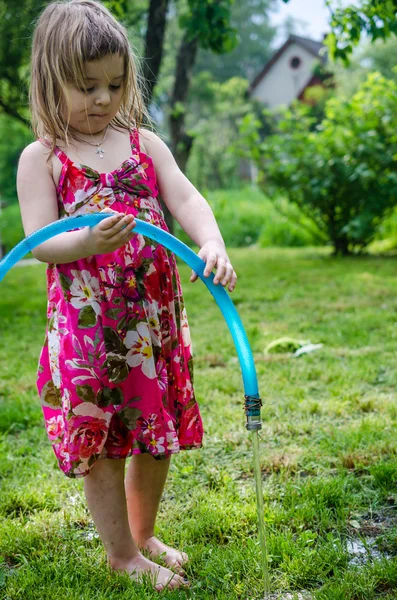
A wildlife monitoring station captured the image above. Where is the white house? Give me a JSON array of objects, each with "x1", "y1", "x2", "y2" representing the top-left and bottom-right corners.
[{"x1": 249, "y1": 34, "x2": 328, "y2": 109}]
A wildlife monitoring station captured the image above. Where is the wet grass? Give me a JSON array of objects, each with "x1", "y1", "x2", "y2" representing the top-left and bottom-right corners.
[{"x1": 1, "y1": 248, "x2": 397, "y2": 599}]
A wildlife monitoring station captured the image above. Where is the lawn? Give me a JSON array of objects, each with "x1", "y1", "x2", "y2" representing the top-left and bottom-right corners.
[{"x1": 1, "y1": 248, "x2": 397, "y2": 599}]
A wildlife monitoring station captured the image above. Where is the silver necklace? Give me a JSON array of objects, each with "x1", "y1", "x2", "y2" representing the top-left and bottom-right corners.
[{"x1": 73, "y1": 125, "x2": 109, "y2": 159}]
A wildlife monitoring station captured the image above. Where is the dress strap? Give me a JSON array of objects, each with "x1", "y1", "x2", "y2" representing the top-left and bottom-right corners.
[
  {"x1": 130, "y1": 128, "x2": 141, "y2": 154},
  {"x1": 38, "y1": 137, "x2": 70, "y2": 165}
]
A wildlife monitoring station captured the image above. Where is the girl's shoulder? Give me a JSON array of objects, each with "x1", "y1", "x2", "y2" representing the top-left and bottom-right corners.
[
  {"x1": 137, "y1": 129, "x2": 176, "y2": 175},
  {"x1": 18, "y1": 140, "x2": 54, "y2": 175},
  {"x1": 138, "y1": 128, "x2": 166, "y2": 153}
]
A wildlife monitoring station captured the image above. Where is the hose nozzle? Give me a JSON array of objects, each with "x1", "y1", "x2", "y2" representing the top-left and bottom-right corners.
[{"x1": 244, "y1": 394, "x2": 263, "y2": 431}]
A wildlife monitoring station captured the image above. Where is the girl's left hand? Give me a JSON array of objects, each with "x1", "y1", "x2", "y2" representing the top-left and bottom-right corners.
[{"x1": 190, "y1": 241, "x2": 237, "y2": 292}]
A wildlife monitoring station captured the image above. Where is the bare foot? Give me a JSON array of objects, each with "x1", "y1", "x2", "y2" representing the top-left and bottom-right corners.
[
  {"x1": 109, "y1": 552, "x2": 189, "y2": 592},
  {"x1": 138, "y1": 536, "x2": 189, "y2": 575}
]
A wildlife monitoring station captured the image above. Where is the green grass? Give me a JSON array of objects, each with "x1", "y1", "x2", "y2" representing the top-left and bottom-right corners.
[{"x1": 1, "y1": 249, "x2": 397, "y2": 599}]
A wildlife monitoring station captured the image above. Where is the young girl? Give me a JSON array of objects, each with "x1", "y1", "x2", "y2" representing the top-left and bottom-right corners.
[{"x1": 17, "y1": 0, "x2": 237, "y2": 592}]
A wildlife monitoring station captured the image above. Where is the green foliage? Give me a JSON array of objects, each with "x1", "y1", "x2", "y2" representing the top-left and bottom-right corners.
[
  {"x1": 326, "y1": 0, "x2": 397, "y2": 64},
  {"x1": 373, "y1": 204, "x2": 397, "y2": 251},
  {"x1": 0, "y1": 0, "x2": 44, "y2": 124},
  {"x1": 0, "y1": 202, "x2": 31, "y2": 256},
  {"x1": 331, "y1": 36, "x2": 397, "y2": 100},
  {"x1": 282, "y1": 0, "x2": 397, "y2": 64},
  {"x1": 180, "y1": 0, "x2": 237, "y2": 53},
  {"x1": 0, "y1": 115, "x2": 34, "y2": 204},
  {"x1": 174, "y1": 186, "x2": 323, "y2": 249},
  {"x1": 241, "y1": 72, "x2": 397, "y2": 255},
  {"x1": 103, "y1": 0, "x2": 132, "y2": 19},
  {"x1": 186, "y1": 75, "x2": 253, "y2": 190}
]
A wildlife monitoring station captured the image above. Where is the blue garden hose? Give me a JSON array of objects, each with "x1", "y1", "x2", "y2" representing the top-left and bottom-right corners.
[{"x1": 0, "y1": 214, "x2": 262, "y2": 430}]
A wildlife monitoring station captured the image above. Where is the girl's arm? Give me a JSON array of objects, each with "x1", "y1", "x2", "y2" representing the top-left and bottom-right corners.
[
  {"x1": 17, "y1": 142, "x2": 93, "y2": 263},
  {"x1": 140, "y1": 130, "x2": 237, "y2": 292},
  {"x1": 17, "y1": 142, "x2": 135, "y2": 264}
]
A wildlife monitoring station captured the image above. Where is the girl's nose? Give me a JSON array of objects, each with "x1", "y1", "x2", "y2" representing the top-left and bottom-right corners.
[{"x1": 96, "y1": 90, "x2": 111, "y2": 105}]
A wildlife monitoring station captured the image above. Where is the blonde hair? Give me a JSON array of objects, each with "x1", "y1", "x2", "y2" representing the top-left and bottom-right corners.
[{"x1": 30, "y1": 0, "x2": 150, "y2": 152}]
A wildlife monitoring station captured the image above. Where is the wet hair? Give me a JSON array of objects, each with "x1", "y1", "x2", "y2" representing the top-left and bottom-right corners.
[{"x1": 30, "y1": 0, "x2": 150, "y2": 151}]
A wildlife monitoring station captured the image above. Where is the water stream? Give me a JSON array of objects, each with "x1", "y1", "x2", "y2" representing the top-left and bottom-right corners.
[{"x1": 251, "y1": 430, "x2": 271, "y2": 597}]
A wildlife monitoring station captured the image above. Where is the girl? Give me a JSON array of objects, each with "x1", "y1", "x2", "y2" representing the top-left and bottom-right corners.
[{"x1": 17, "y1": 0, "x2": 237, "y2": 592}]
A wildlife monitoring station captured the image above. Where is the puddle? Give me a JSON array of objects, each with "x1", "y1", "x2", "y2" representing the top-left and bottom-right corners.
[
  {"x1": 346, "y1": 536, "x2": 391, "y2": 566},
  {"x1": 77, "y1": 522, "x2": 99, "y2": 541},
  {"x1": 71, "y1": 520, "x2": 99, "y2": 541},
  {"x1": 80, "y1": 529, "x2": 99, "y2": 541},
  {"x1": 346, "y1": 509, "x2": 396, "y2": 566},
  {"x1": 66, "y1": 493, "x2": 81, "y2": 506}
]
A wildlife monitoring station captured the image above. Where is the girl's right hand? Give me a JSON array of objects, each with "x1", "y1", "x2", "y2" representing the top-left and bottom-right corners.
[{"x1": 84, "y1": 207, "x2": 136, "y2": 255}]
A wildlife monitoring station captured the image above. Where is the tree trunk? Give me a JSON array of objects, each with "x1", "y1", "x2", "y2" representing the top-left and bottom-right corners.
[
  {"x1": 142, "y1": 0, "x2": 170, "y2": 107},
  {"x1": 332, "y1": 236, "x2": 351, "y2": 256},
  {"x1": 163, "y1": 33, "x2": 198, "y2": 234},
  {"x1": 169, "y1": 33, "x2": 199, "y2": 171}
]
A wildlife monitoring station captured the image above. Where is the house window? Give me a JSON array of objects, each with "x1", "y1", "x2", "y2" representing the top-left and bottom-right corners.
[{"x1": 290, "y1": 56, "x2": 302, "y2": 69}]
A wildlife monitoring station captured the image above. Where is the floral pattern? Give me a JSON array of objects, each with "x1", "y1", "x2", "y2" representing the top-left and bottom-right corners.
[{"x1": 37, "y1": 129, "x2": 203, "y2": 478}]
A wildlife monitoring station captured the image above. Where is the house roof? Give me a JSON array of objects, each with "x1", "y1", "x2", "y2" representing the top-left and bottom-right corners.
[{"x1": 249, "y1": 34, "x2": 327, "y2": 94}]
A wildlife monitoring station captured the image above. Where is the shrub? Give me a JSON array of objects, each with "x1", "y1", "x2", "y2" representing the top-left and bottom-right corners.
[
  {"x1": 175, "y1": 186, "x2": 323, "y2": 248},
  {"x1": 241, "y1": 72, "x2": 397, "y2": 255}
]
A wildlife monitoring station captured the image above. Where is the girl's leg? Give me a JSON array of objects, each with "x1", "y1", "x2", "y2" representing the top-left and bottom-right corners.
[
  {"x1": 124, "y1": 453, "x2": 188, "y2": 573},
  {"x1": 83, "y1": 457, "x2": 187, "y2": 591}
]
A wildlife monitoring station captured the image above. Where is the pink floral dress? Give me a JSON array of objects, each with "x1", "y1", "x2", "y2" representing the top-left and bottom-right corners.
[{"x1": 37, "y1": 129, "x2": 203, "y2": 478}]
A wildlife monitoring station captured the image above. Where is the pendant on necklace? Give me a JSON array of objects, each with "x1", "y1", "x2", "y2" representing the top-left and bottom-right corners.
[{"x1": 96, "y1": 145, "x2": 105, "y2": 159}]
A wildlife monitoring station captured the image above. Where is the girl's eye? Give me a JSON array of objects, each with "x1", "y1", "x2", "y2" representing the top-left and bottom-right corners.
[{"x1": 79, "y1": 85, "x2": 121, "y2": 93}]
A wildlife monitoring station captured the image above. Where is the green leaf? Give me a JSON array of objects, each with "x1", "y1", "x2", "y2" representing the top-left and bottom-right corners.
[
  {"x1": 96, "y1": 386, "x2": 125, "y2": 407},
  {"x1": 76, "y1": 385, "x2": 96, "y2": 403},
  {"x1": 119, "y1": 406, "x2": 142, "y2": 430},
  {"x1": 78, "y1": 305, "x2": 97, "y2": 329},
  {"x1": 59, "y1": 272, "x2": 73, "y2": 293},
  {"x1": 105, "y1": 308, "x2": 125, "y2": 320},
  {"x1": 104, "y1": 327, "x2": 127, "y2": 355},
  {"x1": 40, "y1": 380, "x2": 62, "y2": 407},
  {"x1": 105, "y1": 355, "x2": 129, "y2": 384}
]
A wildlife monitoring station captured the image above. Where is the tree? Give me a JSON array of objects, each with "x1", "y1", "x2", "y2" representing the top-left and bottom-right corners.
[
  {"x1": 168, "y1": 0, "x2": 237, "y2": 173},
  {"x1": 141, "y1": 0, "x2": 170, "y2": 106},
  {"x1": 282, "y1": 0, "x2": 397, "y2": 63},
  {"x1": 241, "y1": 72, "x2": 397, "y2": 255}
]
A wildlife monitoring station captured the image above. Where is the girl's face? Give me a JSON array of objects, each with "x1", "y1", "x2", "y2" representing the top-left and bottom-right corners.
[{"x1": 65, "y1": 53, "x2": 125, "y2": 135}]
